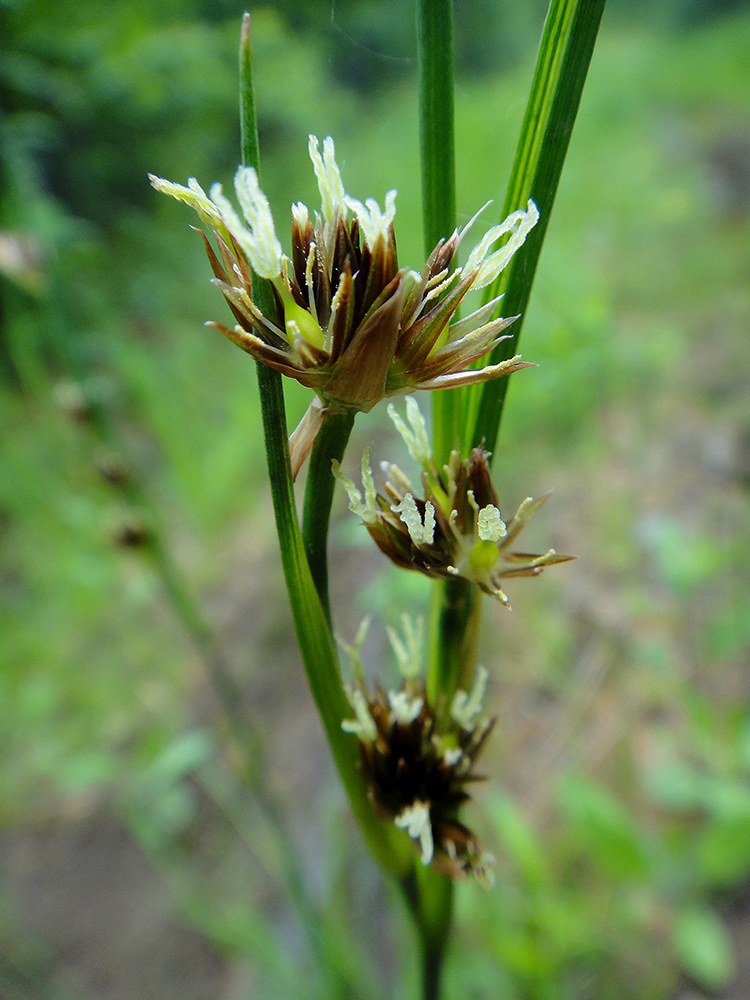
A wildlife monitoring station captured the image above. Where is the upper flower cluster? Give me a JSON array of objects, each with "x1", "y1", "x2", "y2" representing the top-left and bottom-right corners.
[
  {"x1": 149, "y1": 136, "x2": 538, "y2": 417},
  {"x1": 333, "y1": 397, "x2": 573, "y2": 606}
]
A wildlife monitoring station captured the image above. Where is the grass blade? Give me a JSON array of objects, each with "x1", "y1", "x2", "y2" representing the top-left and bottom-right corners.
[{"x1": 465, "y1": 0, "x2": 607, "y2": 456}]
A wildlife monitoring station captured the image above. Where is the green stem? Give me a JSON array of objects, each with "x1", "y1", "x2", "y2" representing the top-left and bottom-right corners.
[
  {"x1": 416, "y1": 0, "x2": 456, "y2": 253},
  {"x1": 401, "y1": 866, "x2": 454, "y2": 1000},
  {"x1": 302, "y1": 407, "x2": 356, "y2": 623},
  {"x1": 465, "y1": 0, "x2": 607, "y2": 457},
  {"x1": 239, "y1": 14, "x2": 409, "y2": 878},
  {"x1": 426, "y1": 577, "x2": 482, "y2": 723},
  {"x1": 417, "y1": 1, "x2": 458, "y2": 995},
  {"x1": 254, "y1": 351, "x2": 406, "y2": 875},
  {"x1": 417, "y1": 0, "x2": 458, "y2": 469}
]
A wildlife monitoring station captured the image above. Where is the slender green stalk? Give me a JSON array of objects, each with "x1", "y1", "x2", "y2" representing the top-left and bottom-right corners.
[
  {"x1": 401, "y1": 866, "x2": 454, "y2": 1000},
  {"x1": 239, "y1": 14, "x2": 409, "y2": 877},
  {"x1": 465, "y1": 0, "x2": 607, "y2": 456},
  {"x1": 416, "y1": 0, "x2": 458, "y2": 469},
  {"x1": 425, "y1": 577, "x2": 481, "y2": 718},
  {"x1": 302, "y1": 407, "x2": 356, "y2": 623},
  {"x1": 416, "y1": 1, "x2": 459, "y2": 996}
]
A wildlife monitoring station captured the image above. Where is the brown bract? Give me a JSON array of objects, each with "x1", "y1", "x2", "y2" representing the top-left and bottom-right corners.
[
  {"x1": 347, "y1": 678, "x2": 496, "y2": 882},
  {"x1": 203, "y1": 211, "x2": 531, "y2": 414},
  {"x1": 347, "y1": 443, "x2": 575, "y2": 607}
]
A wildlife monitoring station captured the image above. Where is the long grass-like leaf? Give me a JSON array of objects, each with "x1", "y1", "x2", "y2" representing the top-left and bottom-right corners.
[
  {"x1": 417, "y1": 0, "x2": 458, "y2": 468},
  {"x1": 464, "y1": 0, "x2": 607, "y2": 456}
]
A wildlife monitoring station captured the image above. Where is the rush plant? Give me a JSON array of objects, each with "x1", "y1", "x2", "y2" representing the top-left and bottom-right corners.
[{"x1": 152, "y1": 2, "x2": 605, "y2": 997}]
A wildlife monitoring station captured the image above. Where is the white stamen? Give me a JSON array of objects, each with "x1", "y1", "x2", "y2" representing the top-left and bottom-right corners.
[
  {"x1": 477, "y1": 505, "x2": 507, "y2": 542},
  {"x1": 387, "y1": 396, "x2": 432, "y2": 467},
  {"x1": 291, "y1": 201, "x2": 309, "y2": 230},
  {"x1": 332, "y1": 450, "x2": 378, "y2": 524},
  {"x1": 388, "y1": 689, "x2": 424, "y2": 724},
  {"x1": 148, "y1": 175, "x2": 224, "y2": 229},
  {"x1": 346, "y1": 190, "x2": 397, "y2": 250},
  {"x1": 326, "y1": 268, "x2": 346, "y2": 339},
  {"x1": 341, "y1": 688, "x2": 377, "y2": 742},
  {"x1": 391, "y1": 494, "x2": 435, "y2": 545},
  {"x1": 466, "y1": 199, "x2": 539, "y2": 290},
  {"x1": 304, "y1": 241, "x2": 319, "y2": 327},
  {"x1": 360, "y1": 447, "x2": 378, "y2": 513},
  {"x1": 231, "y1": 166, "x2": 285, "y2": 280},
  {"x1": 395, "y1": 802, "x2": 434, "y2": 865},
  {"x1": 308, "y1": 135, "x2": 347, "y2": 225},
  {"x1": 337, "y1": 615, "x2": 372, "y2": 680},
  {"x1": 451, "y1": 666, "x2": 489, "y2": 730},
  {"x1": 381, "y1": 462, "x2": 413, "y2": 496},
  {"x1": 386, "y1": 614, "x2": 424, "y2": 679}
]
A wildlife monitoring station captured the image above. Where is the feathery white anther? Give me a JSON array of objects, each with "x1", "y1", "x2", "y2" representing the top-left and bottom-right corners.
[
  {"x1": 332, "y1": 450, "x2": 378, "y2": 524},
  {"x1": 395, "y1": 802, "x2": 434, "y2": 865},
  {"x1": 466, "y1": 199, "x2": 539, "y2": 290},
  {"x1": 337, "y1": 615, "x2": 372, "y2": 680},
  {"x1": 391, "y1": 494, "x2": 435, "y2": 545},
  {"x1": 341, "y1": 689, "x2": 377, "y2": 742},
  {"x1": 388, "y1": 689, "x2": 424, "y2": 724},
  {"x1": 451, "y1": 666, "x2": 489, "y2": 731},
  {"x1": 381, "y1": 461, "x2": 413, "y2": 497},
  {"x1": 477, "y1": 505, "x2": 507, "y2": 542},
  {"x1": 388, "y1": 396, "x2": 432, "y2": 467},
  {"x1": 308, "y1": 135, "x2": 347, "y2": 225},
  {"x1": 227, "y1": 166, "x2": 284, "y2": 280},
  {"x1": 291, "y1": 201, "x2": 309, "y2": 229},
  {"x1": 386, "y1": 614, "x2": 424, "y2": 679},
  {"x1": 346, "y1": 190, "x2": 397, "y2": 250},
  {"x1": 304, "y1": 241, "x2": 319, "y2": 327},
  {"x1": 148, "y1": 175, "x2": 225, "y2": 228}
]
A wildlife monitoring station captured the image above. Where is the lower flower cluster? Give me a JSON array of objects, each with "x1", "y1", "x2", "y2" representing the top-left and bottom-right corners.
[{"x1": 341, "y1": 620, "x2": 496, "y2": 884}]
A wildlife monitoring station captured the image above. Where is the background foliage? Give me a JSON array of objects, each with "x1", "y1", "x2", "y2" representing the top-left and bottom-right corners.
[{"x1": 1, "y1": 1, "x2": 750, "y2": 998}]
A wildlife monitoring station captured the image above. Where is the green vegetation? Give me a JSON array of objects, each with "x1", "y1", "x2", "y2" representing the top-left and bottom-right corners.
[{"x1": 2, "y1": 3, "x2": 750, "y2": 998}]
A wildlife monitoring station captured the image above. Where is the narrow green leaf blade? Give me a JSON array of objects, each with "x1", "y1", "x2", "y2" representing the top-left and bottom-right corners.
[
  {"x1": 417, "y1": 0, "x2": 459, "y2": 467},
  {"x1": 465, "y1": 0, "x2": 607, "y2": 456}
]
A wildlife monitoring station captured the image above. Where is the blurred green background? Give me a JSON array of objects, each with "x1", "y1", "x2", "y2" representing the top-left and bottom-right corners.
[{"x1": 2, "y1": 0, "x2": 750, "y2": 998}]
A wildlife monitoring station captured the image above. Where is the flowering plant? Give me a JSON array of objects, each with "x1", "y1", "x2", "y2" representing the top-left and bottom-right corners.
[{"x1": 152, "y1": 3, "x2": 605, "y2": 996}]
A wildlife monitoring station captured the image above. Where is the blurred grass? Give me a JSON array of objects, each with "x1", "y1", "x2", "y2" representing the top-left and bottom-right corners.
[{"x1": 2, "y1": 6, "x2": 750, "y2": 999}]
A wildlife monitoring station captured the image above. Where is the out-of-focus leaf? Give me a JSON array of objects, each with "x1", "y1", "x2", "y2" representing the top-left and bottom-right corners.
[
  {"x1": 490, "y1": 790, "x2": 550, "y2": 887},
  {"x1": 673, "y1": 907, "x2": 735, "y2": 992},
  {"x1": 558, "y1": 773, "x2": 650, "y2": 880},
  {"x1": 698, "y1": 808, "x2": 750, "y2": 888}
]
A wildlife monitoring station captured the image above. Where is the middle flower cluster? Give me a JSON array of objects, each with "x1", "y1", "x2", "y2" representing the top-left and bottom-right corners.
[{"x1": 334, "y1": 397, "x2": 573, "y2": 607}]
